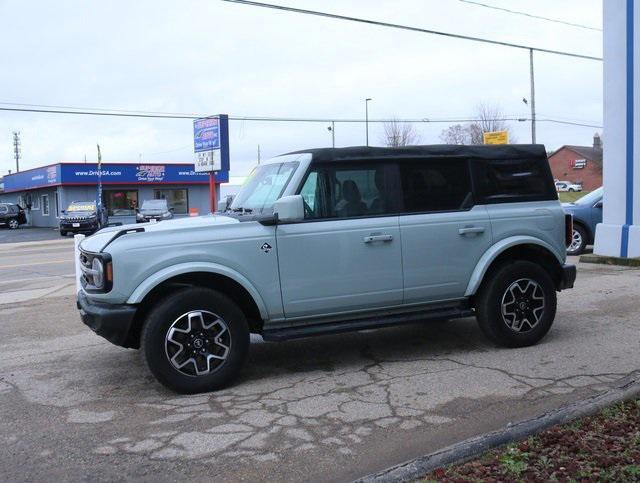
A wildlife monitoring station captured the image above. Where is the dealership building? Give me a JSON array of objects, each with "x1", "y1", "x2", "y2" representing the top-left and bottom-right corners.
[{"x1": 0, "y1": 162, "x2": 229, "y2": 227}]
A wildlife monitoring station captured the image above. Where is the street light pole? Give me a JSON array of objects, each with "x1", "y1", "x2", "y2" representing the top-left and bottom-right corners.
[
  {"x1": 365, "y1": 98, "x2": 372, "y2": 146},
  {"x1": 529, "y1": 48, "x2": 537, "y2": 144},
  {"x1": 328, "y1": 121, "x2": 335, "y2": 147}
]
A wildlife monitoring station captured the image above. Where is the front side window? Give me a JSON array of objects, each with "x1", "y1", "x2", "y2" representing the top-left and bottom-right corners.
[
  {"x1": 399, "y1": 159, "x2": 472, "y2": 213},
  {"x1": 299, "y1": 162, "x2": 402, "y2": 220},
  {"x1": 474, "y1": 158, "x2": 556, "y2": 203},
  {"x1": 229, "y1": 161, "x2": 298, "y2": 215},
  {"x1": 104, "y1": 190, "x2": 138, "y2": 216}
]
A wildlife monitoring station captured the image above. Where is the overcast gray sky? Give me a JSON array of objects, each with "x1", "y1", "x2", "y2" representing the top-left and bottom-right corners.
[{"x1": 0, "y1": 0, "x2": 603, "y2": 177}]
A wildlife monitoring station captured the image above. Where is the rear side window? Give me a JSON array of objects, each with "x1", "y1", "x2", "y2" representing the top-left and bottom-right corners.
[
  {"x1": 399, "y1": 159, "x2": 473, "y2": 213},
  {"x1": 474, "y1": 158, "x2": 556, "y2": 203}
]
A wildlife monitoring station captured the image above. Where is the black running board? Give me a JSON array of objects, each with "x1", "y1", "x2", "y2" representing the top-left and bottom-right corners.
[{"x1": 262, "y1": 305, "x2": 474, "y2": 342}]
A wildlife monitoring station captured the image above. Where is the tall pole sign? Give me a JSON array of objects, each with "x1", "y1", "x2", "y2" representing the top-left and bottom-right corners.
[
  {"x1": 96, "y1": 144, "x2": 103, "y2": 209},
  {"x1": 193, "y1": 115, "x2": 230, "y2": 213}
]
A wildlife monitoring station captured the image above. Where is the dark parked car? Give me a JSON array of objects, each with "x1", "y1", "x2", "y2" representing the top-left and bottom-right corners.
[
  {"x1": 136, "y1": 199, "x2": 173, "y2": 223},
  {"x1": 59, "y1": 201, "x2": 108, "y2": 236},
  {"x1": 562, "y1": 187, "x2": 603, "y2": 255},
  {"x1": 0, "y1": 203, "x2": 27, "y2": 229}
]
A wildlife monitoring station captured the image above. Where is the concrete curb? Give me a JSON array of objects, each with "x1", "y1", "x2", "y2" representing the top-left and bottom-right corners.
[
  {"x1": 580, "y1": 254, "x2": 640, "y2": 267},
  {"x1": 355, "y1": 372, "x2": 640, "y2": 483}
]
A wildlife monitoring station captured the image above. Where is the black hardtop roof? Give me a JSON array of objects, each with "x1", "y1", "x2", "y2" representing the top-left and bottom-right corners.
[{"x1": 286, "y1": 144, "x2": 547, "y2": 163}]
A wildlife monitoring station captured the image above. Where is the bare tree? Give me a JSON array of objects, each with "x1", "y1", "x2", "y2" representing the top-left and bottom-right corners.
[
  {"x1": 439, "y1": 124, "x2": 468, "y2": 145},
  {"x1": 439, "y1": 102, "x2": 516, "y2": 145},
  {"x1": 382, "y1": 118, "x2": 420, "y2": 147}
]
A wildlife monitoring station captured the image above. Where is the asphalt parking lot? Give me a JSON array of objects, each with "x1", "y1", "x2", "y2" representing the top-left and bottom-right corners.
[
  {"x1": 1, "y1": 241, "x2": 639, "y2": 482},
  {"x1": 0, "y1": 226, "x2": 63, "y2": 244}
]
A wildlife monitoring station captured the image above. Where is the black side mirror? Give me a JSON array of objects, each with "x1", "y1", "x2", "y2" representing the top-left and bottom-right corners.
[
  {"x1": 169, "y1": 207, "x2": 175, "y2": 213},
  {"x1": 594, "y1": 200, "x2": 603, "y2": 208}
]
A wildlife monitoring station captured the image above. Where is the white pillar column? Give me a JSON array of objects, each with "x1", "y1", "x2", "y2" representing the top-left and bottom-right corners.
[{"x1": 594, "y1": 0, "x2": 640, "y2": 258}]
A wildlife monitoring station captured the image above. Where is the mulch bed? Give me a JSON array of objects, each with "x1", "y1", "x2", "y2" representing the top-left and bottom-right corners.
[{"x1": 424, "y1": 399, "x2": 640, "y2": 482}]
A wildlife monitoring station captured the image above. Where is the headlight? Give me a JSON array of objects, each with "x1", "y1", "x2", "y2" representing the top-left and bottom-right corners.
[
  {"x1": 162, "y1": 211, "x2": 172, "y2": 218},
  {"x1": 92, "y1": 257, "x2": 104, "y2": 288}
]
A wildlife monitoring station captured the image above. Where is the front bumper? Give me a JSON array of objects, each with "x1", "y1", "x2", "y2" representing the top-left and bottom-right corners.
[
  {"x1": 60, "y1": 220, "x2": 99, "y2": 233},
  {"x1": 559, "y1": 263, "x2": 577, "y2": 290},
  {"x1": 77, "y1": 291, "x2": 138, "y2": 348}
]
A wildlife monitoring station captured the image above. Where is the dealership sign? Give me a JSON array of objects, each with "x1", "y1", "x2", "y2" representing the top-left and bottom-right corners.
[
  {"x1": 193, "y1": 115, "x2": 230, "y2": 173},
  {"x1": 2, "y1": 162, "x2": 229, "y2": 193}
]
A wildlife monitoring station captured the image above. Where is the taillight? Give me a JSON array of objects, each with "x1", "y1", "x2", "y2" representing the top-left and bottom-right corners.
[{"x1": 565, "y1": 214, "x2": 573, "y2": 247}]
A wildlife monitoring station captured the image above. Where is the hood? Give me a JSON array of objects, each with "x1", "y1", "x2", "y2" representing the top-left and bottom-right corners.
[{"x1": 79, "y1": 214, "x2": 239, "y2": 253}]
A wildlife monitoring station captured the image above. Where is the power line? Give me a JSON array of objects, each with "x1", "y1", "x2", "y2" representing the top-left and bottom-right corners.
[
  {"x1": 0, "y1": 105, "x2": 602, "y2": 128},
  {"x1": 458, "y1": 0, "x2": 602, "y2": 32},
  {"x1": 220, "y1": 0, "x2": 602, "y2": 61}
]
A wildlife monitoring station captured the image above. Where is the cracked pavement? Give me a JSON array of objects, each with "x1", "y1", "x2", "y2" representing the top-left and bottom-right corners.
[{"x1": 1, "y1": 242, "x2": 639, "y2": 482}]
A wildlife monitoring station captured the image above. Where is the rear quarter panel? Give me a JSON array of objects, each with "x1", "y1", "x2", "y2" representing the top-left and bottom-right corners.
[{"x1": 486, "y1": 200, "x2": 567, "y2": 261}]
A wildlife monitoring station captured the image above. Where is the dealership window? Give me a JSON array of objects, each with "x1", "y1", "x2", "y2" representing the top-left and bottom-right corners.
[
  {"x1": 41, "y1": 195, "x2": 50, "y2": 216},
  {"x1": 104, "y1": 190, "x2": 138, "y2": 216},
  {"x1": 153, "y1": 189, "x2": 188, "y2": 215},
  {"x1": 30, "y1": 194, "x2": 40, "y2": 210}
]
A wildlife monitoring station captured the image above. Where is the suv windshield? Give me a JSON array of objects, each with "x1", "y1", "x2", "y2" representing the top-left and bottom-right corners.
[
  {"x1": 141, "y1": 199, "x2": 168, "y2": 211},
  {"x1": 229, "y1": 161, "x2": 298, "y2": 214},
  {"x1": 67, "y1": 202, "x2": 96, "y2": 212},
  {"x1": 573, "y1": 187, "x2": 603, "y2": 205}
]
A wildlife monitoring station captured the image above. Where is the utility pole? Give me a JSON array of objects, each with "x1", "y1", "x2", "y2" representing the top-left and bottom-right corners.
[
  {"x1": 529, "y1": 49, "x2": 537, "y2": 144},
  {"x1": 365, "y1": 98, "x2": 372, "y2": 146},
  {"x1": 12, "y1": 132, "x2": 20, "y2": 172}
]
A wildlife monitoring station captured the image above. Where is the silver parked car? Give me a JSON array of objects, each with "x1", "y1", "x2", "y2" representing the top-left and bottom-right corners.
[{"x1": 76, "y1": 145, "x2": 576, "y2": 393}]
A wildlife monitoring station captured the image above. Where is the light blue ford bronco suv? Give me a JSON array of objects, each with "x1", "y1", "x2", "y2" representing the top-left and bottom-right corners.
[{"x1": 76, "y1": 145, "x2": 576, "y2": 393}]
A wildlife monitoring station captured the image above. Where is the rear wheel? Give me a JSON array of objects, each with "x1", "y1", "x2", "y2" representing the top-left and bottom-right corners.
[
  {"x1": 567, "y1": 224, "x2": 587, "y2": 255},
  {"x1": 8, "y1": 218, "x2": 19, "y2": 229},
  {"x1": 476, "y1": 260, "x2": 557, "y2": 348},
  {"x1": 141, "y1": 287, "x2": 250, "y2": 393},
  {"x1": 60, "y1": 230, "x2": 67, "y2": 236}
]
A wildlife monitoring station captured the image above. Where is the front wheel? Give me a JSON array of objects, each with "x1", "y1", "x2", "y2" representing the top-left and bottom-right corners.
[
  {"x1": 141, "y1": 287, "x2": 250, "y2": 393},
  {"x1": 476, "y1": 261, "x2": 557, "y2": 348},
  {"x1": 8, "y1": 218, "x2": 19, "y2": 229}
]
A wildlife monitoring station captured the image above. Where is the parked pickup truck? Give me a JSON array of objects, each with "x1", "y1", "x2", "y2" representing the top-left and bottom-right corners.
[{"x1": 75, "y1": 145, "x2": 576, "y2": 393}]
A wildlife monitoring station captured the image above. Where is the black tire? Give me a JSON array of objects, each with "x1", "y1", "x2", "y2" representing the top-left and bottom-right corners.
[
  {"x1": 567, "y1": 224, "x2": 587, "y2": 256},
  {"x1": 60, "y1": 230, "x2": 67, "y2": 236},
  {"x1": 8, "y1": 218, "x2": 19, "y2": 230},
  {"x1": 568, "y1": 188, "x2": 575, "y2": 192},
  {"x1": 141, "y1": 287, "x2": 250, "y2": 393},
  {"x1": 476, "y1": 260, "x2": 557, "y2": 348}
]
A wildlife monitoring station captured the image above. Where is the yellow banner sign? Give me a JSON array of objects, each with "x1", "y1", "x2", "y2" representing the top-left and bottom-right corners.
[{"x1": 483, "y1": 131, "x2": 509, "y2": 145}]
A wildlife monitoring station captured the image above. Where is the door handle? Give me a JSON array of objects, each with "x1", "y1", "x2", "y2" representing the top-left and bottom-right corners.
[
  {"x1": 458, "y1": 226, "x2": 485, "y2": 236},
  {"x1": 363, "y1": 234, "x2": 394, "y2": 243}
]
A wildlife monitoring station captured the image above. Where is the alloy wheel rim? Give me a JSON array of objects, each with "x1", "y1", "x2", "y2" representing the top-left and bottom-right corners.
[
  {"x1": 164, "y1": 310, "x2": 231, "y2": 377},
  {"x1": 9, "y1": 219, "x2": 18, "y2": 229},
  {"x1": 568, "y1": 229, "x2": 583, "y2": 253},
  {"x1": 500, "y1": 278, "x2": 545, "y2": 333}
]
